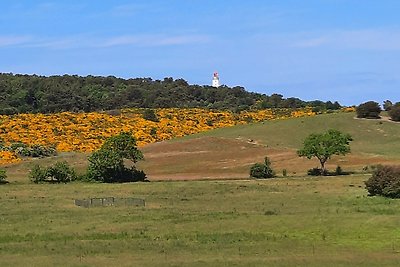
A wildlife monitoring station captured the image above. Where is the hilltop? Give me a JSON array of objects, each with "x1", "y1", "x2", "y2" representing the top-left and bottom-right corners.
[{"x1": 0, "y1": 73, "x2": 341, "y2": 114}]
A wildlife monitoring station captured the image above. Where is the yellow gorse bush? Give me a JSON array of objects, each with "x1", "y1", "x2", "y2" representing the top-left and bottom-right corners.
[
  {"x1": 0, "y1": 107, "x2": 316, "y2": 164},
  {"x1": 0, "y1": 151, "x2": 21, "y2": 164},
  {"x1": 342, "y1": 106, "x2": 356, "y2": 112}
]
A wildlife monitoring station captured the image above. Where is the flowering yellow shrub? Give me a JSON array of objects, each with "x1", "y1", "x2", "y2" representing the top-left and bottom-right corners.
[
  {"x1": 0, "y1": 151, "x2": 21, "y2": 164},
  {"x1": 0, "y1": 107, "x2": 316, "y2": 164},
  {"x1": 342, "y1": 106, "x2": 356, "y2": 112}
]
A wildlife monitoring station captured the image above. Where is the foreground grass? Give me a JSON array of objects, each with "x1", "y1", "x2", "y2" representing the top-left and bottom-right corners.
[{"x1": 1, "y1": 175, "x2": 400, "y2": 266}]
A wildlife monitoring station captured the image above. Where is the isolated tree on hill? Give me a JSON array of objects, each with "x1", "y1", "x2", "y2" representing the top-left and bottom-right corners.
[
  {"x1": 297, "y1": 129, "x2": 353, "y2": 175},
  {"x1": 356, "y1": 101, "x2": 382, "y2": 119},
  {"x1": 87, "y1": 132, "x2": 146, "y2": 183}
]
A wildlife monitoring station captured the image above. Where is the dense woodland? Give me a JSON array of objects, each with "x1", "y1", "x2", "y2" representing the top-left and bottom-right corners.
[{"x1": 0, "y1": 73, "x2": 341, "y2": 114}]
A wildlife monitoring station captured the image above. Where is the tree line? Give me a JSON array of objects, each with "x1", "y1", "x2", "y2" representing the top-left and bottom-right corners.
[{"x1": 0, "y1": 73, "x2": 341, "y2": 114}]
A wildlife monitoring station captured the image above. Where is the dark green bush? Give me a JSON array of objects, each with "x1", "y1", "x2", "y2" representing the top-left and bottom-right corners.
[
  {"x1": 30, "y1": 144, "x2": 57, "y2": 157},
  {"x1": 335, "y1": 165, "x2": 343, "y2": 175},
  {"x1": 365, "y1": 165, "x2": 400, "y2": 198},
  {"x1": 142, "y1": 109, "x2": 159, "y2": 122},
  {"x1": 9, "y1": 142, "x2": 56, "y2": 158},
  {"x1": 29, "y1": 165, "x2": 48, "y2": 183},
  {"x1": 9, "y1": 142, "x2": 28, "y2": 151},
  {"x1": 250, "y1": 157, "x2": 275, "y2": 179},
  {"x1": 0, "y1": 169, "x2": 7, "y2": 183},
  {"x1": 356, "y1": 101, "x2": 382, "y2": 119},
  {"x1": 47, "y1": 161, "x2": 77, "y2": 183},
  {"x1": 29, "y1": 161, "x2": 77, "y2": 183},
  {"x1": 307, "y1": 167, "x2": 327, "y2": 176},
  {"x1": 250, "y1": 163, "x2": 268, "y2": 178},
  {"x1": 388, "y1": 105, "x2": 400, "y2": 122}
]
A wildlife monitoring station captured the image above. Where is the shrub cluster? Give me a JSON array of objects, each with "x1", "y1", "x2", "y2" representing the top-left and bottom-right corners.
[
  {"x1": 307, "y1": 166, "x2": 344, "y2": 176},
  {"x1": 7, "y1": 142, "x2": 57, "y2": 157},
  {"x1": 307, "y1": 168, "x2": 327, "y2": 176},
  {"x1": 250, "y1": 157, "x2": 275, "y2": 179},
  {"x1": 26, "y1": 133, "x2": 147, "y2": 184},
  {"x1": 356, "y1": 101, "x2": 381, "y2": 119},
  {"x1": 29, "y1": 161, "x2": 77, "y2": 183},
  {"x1": 365, "y1": 165, "x2": 400, "y2": 198}
]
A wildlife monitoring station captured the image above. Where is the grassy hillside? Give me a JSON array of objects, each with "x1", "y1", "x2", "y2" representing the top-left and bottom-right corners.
[
  {"x1": 4, "y1": 112, "x2": 399, "y2": 182},
  {"x1": 137, "y1": 112, "x2": 400, "y2": 180},
  {"x1": 190, "y1": 112, "x2": 400, "y2": 158}
]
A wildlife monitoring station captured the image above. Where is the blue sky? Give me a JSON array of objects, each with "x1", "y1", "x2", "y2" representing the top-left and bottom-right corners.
[{"x1": 1, "y1": 0, "x2": 400, "y2": 105}]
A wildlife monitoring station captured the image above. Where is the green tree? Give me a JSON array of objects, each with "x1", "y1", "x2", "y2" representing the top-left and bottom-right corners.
[
  {"x1": 101, "y1": 132, "x2": 144, "y2": 163},
  {"x1": 86, "y1": 132, "x2": 146, "y2": 183},
  {"x1": 297, "y1": 129, "x2": 353, "y2": 174},
  {"x1": 356, "y1": 101, "x2": 382, "y2": 119}
]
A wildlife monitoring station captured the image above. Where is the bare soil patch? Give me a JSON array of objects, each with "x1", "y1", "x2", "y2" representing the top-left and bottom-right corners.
[{"x1": 138, "y1": 136, "x2": 399, "y2": 181}]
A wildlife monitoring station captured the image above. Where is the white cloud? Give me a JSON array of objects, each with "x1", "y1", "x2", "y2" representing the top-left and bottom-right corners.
[
  {"x1": 109, "y1": 4, "x2": 143, "y2": 17},
  {"x1": 98, "y1": 34, "x2": 210, "y2": 48},
  {"x1": 0, "y1": 34, "x2": 210, "y2": 50},
  {"x1": 0, "y1": 35, "x2": 31, "y2": 47},
  {"x1": 292, "y1": 28, "x2": 400, "y2": 50},
  {"x1": 28, "y1": 36, "x2": 93, "y2": 50},
  {"x1": 294, "y1": 36, "x2": 329, "y2": 48}
]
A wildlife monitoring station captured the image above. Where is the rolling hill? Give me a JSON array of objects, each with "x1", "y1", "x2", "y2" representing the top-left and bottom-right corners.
[
  {"x1": 3, "y1": 111, "x2": 400, "y2": 182},
  {"x1": 138, "y1": 112, "x2": 400, "y2": 180}
]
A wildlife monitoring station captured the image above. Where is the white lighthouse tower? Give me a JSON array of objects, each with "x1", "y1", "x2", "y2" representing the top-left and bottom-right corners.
[{"x1": 212, "y1": 72, "x2": 220, "y2": 88}]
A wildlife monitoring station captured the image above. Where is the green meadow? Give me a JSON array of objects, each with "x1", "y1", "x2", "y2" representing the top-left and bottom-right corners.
[{"x1": 1, "y1": 177, "x2": 400, "y2": 266}]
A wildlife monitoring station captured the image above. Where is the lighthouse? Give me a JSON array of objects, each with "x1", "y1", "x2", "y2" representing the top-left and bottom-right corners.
[{"x1": 212, "y1": 72, "x2": 220, "y2": 88}]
